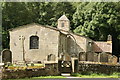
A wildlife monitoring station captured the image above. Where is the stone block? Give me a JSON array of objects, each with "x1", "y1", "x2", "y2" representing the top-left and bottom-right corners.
[
  {"x1": 93, "y1": 53, "x2": 99, "y2": 62},
  {"x1": 112, "y1": 55, "x2": 117, "y2": 64},
  {"x1": 86, "y1": 52, "x2": 94, "y2": 62},
  {"x1": 79, "y1": 52, "x2": 86, "y2": 61},
  {"x1": 100, "y1": 52, "x2": 108, "y2": 62}
]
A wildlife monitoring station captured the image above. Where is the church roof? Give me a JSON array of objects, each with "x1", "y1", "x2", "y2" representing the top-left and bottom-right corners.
[
  {"x1": 9, "y1": 23, "x2": 92, "y2": 40},
  {"x1": 58, "y1": 15, "x2": 69, "y2": 21},
  {"x1": 9, "y1": 23, "x2": 59, "y2": 32}
]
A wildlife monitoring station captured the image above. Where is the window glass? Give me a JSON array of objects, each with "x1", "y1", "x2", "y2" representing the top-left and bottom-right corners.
[{"x1": 30, "y1": 36, "x2": 39, "y2": 49}]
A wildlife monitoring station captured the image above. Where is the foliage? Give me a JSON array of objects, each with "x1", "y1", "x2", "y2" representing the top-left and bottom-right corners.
[
  {"x1": 2, "y1": 2, "x2": 120, "y2": 56},
  {"x1": 52, "y1": 2, "x2": 75, "y2": 28},
  {"x1": 2, "y1": 2, "x2": 75, "y2": 29},
  {"x1": 2, "y1": 2, "x2": 75, "y2": 49},
  {"x1": 73, "y1": 2, "x2": 120, "y2": 40},
  {"x1": 73, "y1": 2, "x2": 120, "y2": 55}
]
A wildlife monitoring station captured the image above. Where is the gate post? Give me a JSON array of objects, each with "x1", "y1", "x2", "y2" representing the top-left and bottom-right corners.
[{"x1": 71, "y1": 57, "x2": 78, "y2": 73}]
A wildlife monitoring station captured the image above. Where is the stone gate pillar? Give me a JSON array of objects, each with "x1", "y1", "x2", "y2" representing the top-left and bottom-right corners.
[{"x1": 71, "y1": 57, "x2": 78, "y2": 73}]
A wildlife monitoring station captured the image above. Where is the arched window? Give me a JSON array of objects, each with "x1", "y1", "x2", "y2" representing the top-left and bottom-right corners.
[{"x1": 30, "y1": 36, "x2": 39, "y2": 49}]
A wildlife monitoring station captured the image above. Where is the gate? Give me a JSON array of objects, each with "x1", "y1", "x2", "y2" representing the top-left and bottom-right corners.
[{"x1": 58, "y1": 60, "x2": 72, "y2": 73}]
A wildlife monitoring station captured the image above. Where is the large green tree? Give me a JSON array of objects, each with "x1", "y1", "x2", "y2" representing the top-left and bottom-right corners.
[
  {"x1": 2, "y1": 2, "x2": 31, "y2": 49},
  {"x1": 49, "y1": 2, "x2": 76, "y2": 27},
  {"x1": 2, "y1": 2, "x2": 75, "y2": 49},
  {"x1": 73, "y1": 2, "x2": 120, "y2": 56}
]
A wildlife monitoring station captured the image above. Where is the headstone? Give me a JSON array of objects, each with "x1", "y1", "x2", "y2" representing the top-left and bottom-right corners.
[
  {"x1": 86, "y1": 51, "x2": 94, "y2": 62},
  {"x1": 108, "y1": 55, "x2": 117, "y2": 64},
  {"x1": 108, "y1": 54, "x2": 113, "y2": 63},
  {"x1": 1, "y1": 49, "x2": 12, "y2": 63},
  {"x1": 47, "y1": 54, "x2": 56, "y2": 61},
  {"x1": 79, "y1": 52, "x2": 86, "y2": 61},
  {"x1": 112, "y1": 55, "x2": 117, "y2": 64},
  {"x1": 100, "y1": 52, "x2": 108, "y2": 62},
  {"x1": 119, "y1": 57, "x2": 120, "y2": 64},
  {"x1": 93, "y1": 53, "x2": 99, "y2": 62}
]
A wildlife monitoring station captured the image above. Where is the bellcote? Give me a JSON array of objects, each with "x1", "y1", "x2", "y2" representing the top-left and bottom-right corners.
[
  {"x1": 107, "y1": 34, "x2": 112, "y2": 43},
  {"x1": 57, "y1": 15, "x2": 70, "y2": 31}
]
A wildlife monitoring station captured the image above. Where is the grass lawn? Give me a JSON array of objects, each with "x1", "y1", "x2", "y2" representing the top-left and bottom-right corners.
[
  {"x1": 6, "y1": 72, "x2": 120, "y2": 79},
  {"x1": 71, "y1": 72, "x2": 120, "y2": 78},
  {"x1": 7, "y1": 76, "x2": 66, "y2": 80}
]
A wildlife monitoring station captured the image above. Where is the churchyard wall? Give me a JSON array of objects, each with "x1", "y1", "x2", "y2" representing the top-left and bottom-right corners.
[{"x1": 0, "y1": 63, "x2": 60, "y2": 79}]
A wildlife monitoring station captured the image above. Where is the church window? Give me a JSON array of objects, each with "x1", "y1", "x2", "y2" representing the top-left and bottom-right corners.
[
  {"x1": 30, "y1": 36, "x2": 39, "y2": 49},
  {"x1": 61, "y1": 22, "x2": 64, "y2": 27}
]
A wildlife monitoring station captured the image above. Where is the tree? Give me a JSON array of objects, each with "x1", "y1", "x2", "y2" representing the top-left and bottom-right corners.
[
  {"x1": 50, "y1": 2, "x2": 76, "y2": 28},
  {"x1": 73, "y1": 2, "x2": 120, "y2": 56},
  {"x1": 2, "y1": 2, "x2": 76, "y2": 49},
  {"x1": 2, "y1": 2, "x2": 31, "y2": 49}
]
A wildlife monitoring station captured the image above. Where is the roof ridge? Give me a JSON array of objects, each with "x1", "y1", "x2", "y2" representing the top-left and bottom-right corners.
[{"x1": 58, "y1": 15, "x2": 69, "y2": 21}]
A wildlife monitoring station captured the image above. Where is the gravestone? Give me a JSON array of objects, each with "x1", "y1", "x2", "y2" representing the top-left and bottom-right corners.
[
  {"x1": 112, "y1": 55, "x2": 117, "y2": 64},
  {"x1": 119, "y1": 57, "x2": 120, "y2": 64},
  {"x1": 86, "y1": 51, "x2": 94, "y2": 62},
  {"x1": 1, "y1": 49, "x2": 12, "y2": 63},
  {"x1": 47, "y1": 54, "x2": 56, "y2": 61},
  {"x1": 108, "y1": 54, "x2": 113, "y2": 63},
  {"x1": 100, "y1": 52, "x2": 108, "y2": 62},
  {"x1": 93, "y1": 53, "x2": 99, "y2": 62},
  {"x1": 108, "y1": 54, "x2": 117, "y2": 64},
  {"x1": 79, "y1": 52, "x2": 86, "y2": 61}
]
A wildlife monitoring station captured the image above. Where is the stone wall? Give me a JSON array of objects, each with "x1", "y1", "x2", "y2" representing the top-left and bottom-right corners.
[
  {"x1": 78, "y1": 63, "x2": 120, "y2": 75},
  {"x1": 1, "y1": 62, "x2": 120, "y2": 79},
  {"x1": 9, "y1": 23, "x2": 59, "y2": 63},
  {"x1": 67, "y1": 35, "x2": 84, "y2": 56},
  {"x1": 79, "y1": 52, "x2": 118, "y2": 64},
  {"x1": 93, "y1": 41, "x2": 112, "y2": 53},
  {"x1": 71, "y1": 33, "x2": 87, "y2": 52},
  {"x1": 58, "y1": 33, "x2": 67, "y2": 55},
  {"x1": 1, "y1": 63, "x2": 60, "y2": 79}
]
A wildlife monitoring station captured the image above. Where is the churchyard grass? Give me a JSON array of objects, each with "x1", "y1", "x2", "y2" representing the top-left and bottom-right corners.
[
  {"x1": 71, "y1": 72, "x2": 120, "y2": 78},
  {"x1": 7, "y1": 72, "x2": 120, "y2": 80},
  {"x1": 7, "y1": 76, "x2": 66, "y2": 80}
]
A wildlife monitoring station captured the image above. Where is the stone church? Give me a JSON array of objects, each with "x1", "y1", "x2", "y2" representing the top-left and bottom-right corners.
[{"x1": 9, "y1": 15, "x2": 112, "y2": 66}]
